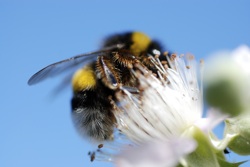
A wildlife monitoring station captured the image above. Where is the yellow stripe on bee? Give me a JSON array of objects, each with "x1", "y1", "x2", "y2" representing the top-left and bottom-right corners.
[
  {"x1": 130, "y1": 32, "x2": 151, "y2": 55},
  {"x1": 72, "y1": 66, "x2": 96, "y2": 91}
]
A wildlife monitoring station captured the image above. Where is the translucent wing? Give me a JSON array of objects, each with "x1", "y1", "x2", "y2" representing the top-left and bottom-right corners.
[
  {"x1": 28, "y1": 44, "x2": 125, "y2": 85},
  {"x1": 50, "y1": 71, "x2": 76, "y2": 96}
]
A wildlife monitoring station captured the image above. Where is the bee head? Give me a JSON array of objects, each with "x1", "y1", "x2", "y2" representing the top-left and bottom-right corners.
[
  {"x1": 130, "y1": 32, "x2": 164, "y2": 58},
  {"x1": 103, "y1": 32, "x2": 163, "y2": 57}
]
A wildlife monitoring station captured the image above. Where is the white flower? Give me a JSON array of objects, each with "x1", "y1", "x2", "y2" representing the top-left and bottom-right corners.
[
  {"x1": 111, "y1": 55, "x2": 226, "y2": 167},
  {"x1": 114, "y1": 54, "x2": 203, "y2": 142},
  {"x1": 90, "y1": 53, "x2": 243, "y2": 166}
]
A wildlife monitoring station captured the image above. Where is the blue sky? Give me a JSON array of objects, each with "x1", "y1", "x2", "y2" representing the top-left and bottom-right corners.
[{"x1": 1, "y1": 1, "x2": 250, "y2": 167}]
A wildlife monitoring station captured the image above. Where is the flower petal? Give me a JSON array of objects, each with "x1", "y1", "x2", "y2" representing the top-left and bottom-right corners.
[{"x1": 115, "y1": 138, "x2": 197, "y2": 167}]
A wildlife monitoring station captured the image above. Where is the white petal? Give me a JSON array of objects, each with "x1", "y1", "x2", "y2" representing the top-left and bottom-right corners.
[
  {"x1": 194, "y1": 108, "x2": 228, "y2": 133},
  {"x1": 115, "y1": 138, "x2": 197, "y2": 167},
  {"x1": 231, "y1": 45, "x2": 250, "y2": 76}
]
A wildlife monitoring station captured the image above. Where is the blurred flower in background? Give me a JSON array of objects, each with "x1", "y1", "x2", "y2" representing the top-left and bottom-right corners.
[
  {"x1": 204, "y1": 45, "x2": 250, "y2": 117},
  {"x1": 204, "y1": 45, "x2": 250, "y2": 158}
]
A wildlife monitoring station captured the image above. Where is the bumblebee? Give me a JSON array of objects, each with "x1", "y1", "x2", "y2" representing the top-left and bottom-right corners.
[{"x1": 28, "y1": 32, "x2": 168, "y2": 141}]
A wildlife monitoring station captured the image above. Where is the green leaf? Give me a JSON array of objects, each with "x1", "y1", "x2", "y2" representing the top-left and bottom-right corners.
[
  {"x1": 217, "y1": 158, "x2": 247, "y2": 167},
  {"x1": 184, "y1": 126, "x2": 220, "y2": 167},
  {"x1": 181, "y1": 126, "x2": 247, "y2": 167},
  {"x1": 225, "y1": 116, "x2": 250, "y2": 155}
]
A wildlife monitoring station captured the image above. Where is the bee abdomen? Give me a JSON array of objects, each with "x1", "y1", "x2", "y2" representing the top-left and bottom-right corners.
[{"x1": 71, "y1": 90, "x2": 116, "y2": 141}]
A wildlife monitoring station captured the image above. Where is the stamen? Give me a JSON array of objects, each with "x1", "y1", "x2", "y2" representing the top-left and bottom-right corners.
[
  {"x1": 89, "y1": 52, "x2": 203, "y2": 164},
  {"x1": 148, "y1": 56, "x2": 165, "y2": 74}
]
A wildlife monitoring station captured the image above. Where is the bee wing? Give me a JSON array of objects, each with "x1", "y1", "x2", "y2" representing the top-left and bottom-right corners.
[
  {"x1": 28, "y1": 44, "x2": 125, "y2": 85},
  {"x1": 50, "y1": 71, "x2": 75, "y2": 96},
  {"x1": 28, "y1": 52, "x2": 99, "y2": 85}
]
